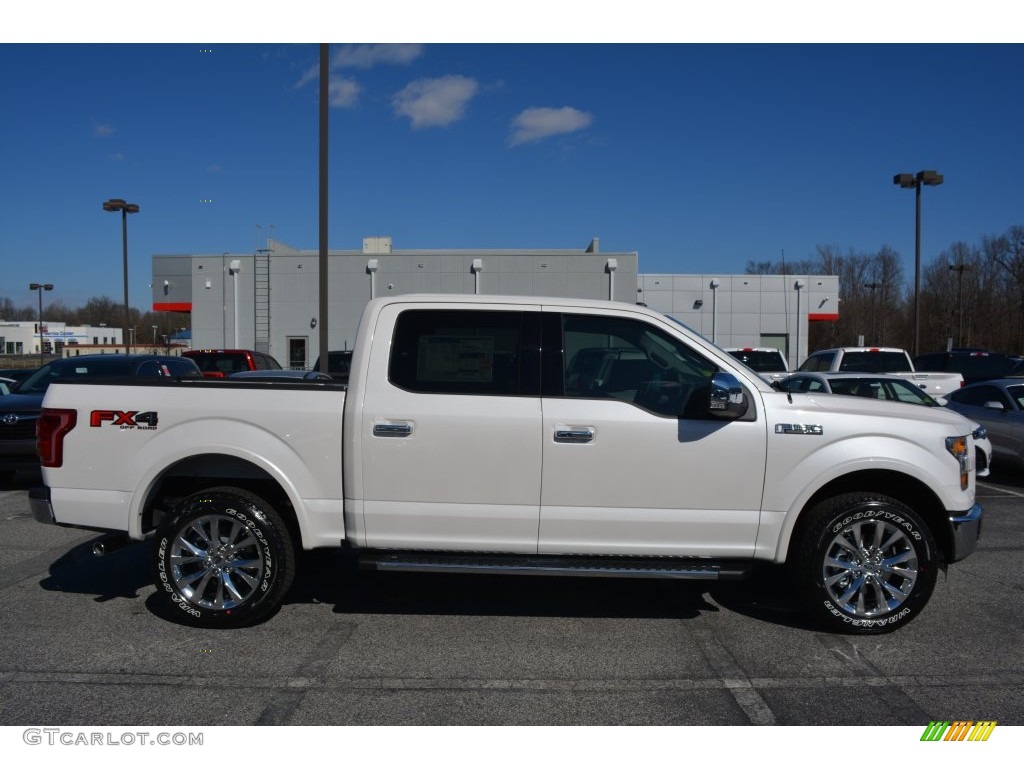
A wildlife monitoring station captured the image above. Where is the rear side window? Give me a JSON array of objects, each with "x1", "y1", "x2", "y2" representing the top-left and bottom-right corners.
[
  {"x1": 799, "y1": 352, "x2": 834, "y2": 372},
  {"x1": 389, "y1": 309, "x2": 538, "y2": 396}
]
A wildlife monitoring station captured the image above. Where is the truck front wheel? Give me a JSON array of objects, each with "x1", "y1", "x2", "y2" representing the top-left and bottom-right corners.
[
  {"x1": 151, "y1": 486, "x2": 296, "y2": 628},
  {"x1": 794, "y1": 493, "x2": 938, "y2": 634}
]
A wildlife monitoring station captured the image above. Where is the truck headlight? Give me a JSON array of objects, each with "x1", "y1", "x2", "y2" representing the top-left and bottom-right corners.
[{"x1": 945, "y1": 435, "x2": 970, "y2": 490}]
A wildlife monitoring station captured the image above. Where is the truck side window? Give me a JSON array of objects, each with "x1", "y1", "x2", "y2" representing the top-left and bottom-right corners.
[
  {"x1": 562, "y1": 314, "x2": 716, "y2": 417},
  {"x1": 389, "y1": 309, "x2": 537, "y2": 396}
]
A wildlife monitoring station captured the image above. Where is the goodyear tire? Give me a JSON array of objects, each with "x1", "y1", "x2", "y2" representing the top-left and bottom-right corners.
[
  {"x1": 794, "y1": 493, "x2": 938, "y2": 634},
  {"x1": 152, "y1": 486, "x2": 296, "y2": 628}
]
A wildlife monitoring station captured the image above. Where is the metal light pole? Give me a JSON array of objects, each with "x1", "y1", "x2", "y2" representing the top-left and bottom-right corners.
[
  {"x1": 893, "y1": 171, "x2": 943, "y2": 357},
  {"x1": 709, "y1": 279, "x2": 721, "y2": 344},
  {"x1": 152, "y1": 325, "x2": 158, "y2": 348},
  {"x1": 794, "y1": 280, "x2": 806, "y2": 369},
  {"x1": 103, "y1": 198, "x2": 140, "y2": 354},
  {"x1": 29, "y1": 282, "x2": 53, "y2": 367}
]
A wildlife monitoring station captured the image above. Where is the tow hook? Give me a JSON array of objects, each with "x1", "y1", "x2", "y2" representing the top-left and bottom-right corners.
[{"x1": 92, "y1": 535, "x2": 130, "y2": 557}]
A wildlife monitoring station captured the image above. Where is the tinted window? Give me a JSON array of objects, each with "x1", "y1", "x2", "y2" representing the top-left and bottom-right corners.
[
  {"x1": 728, "y1": 350, "x2": 786, "y2": 372},
  {"x1": 186, "y1": 352, "x2": 251, "y2": 374},
  {"x1": 389, "y1": 310, "x2": 535, "y2": 396},
  {"x1": 838, "y1": 351, "x2": 909, "y2": 373},
  {"x1": 562, "y1": 314, "x2": 716, "y2": 418},
  {"x1": 799, "y1": 352, "x2": 834, "y2": 372},
  {"x1": 950, "y1": 385, "x2": 1007, "y2": 408}
]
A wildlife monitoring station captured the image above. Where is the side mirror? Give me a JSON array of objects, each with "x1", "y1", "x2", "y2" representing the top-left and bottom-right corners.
[
  {"x1": 707, "y1": 372, "x2": 747, "y2": 420},
  {"x1": 984, "y1": 400, "x2": 1006, "y2": 411}
]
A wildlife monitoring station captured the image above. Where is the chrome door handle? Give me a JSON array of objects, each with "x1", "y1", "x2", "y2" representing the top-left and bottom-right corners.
[
  {"x1": 554, "y1": 427, "x2": 595, "y2": 443},
  {"x1": 373, "y1": 421, "x2": 413, "y2": 437}
]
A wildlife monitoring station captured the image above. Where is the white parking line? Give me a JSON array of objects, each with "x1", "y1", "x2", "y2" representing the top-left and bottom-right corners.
[{"x1": 978, "y1": 482, "x2": 1024, "y2": 498}]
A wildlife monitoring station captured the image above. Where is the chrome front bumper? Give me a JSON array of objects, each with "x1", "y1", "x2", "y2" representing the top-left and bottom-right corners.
[{"x1": 947, "y1": 503, "x2": 982, "y2": 562}]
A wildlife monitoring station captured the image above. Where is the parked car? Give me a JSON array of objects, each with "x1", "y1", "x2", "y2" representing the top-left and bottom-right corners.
[
  {"x1": 0, "y1": 354, "x2": 201, "y2": 484},
  {"x1": 913, "y1": 350, "x2": 1019, "y2": 385},
  {"x1": 775, "y1": 372, "x2": 991, "y2": 477},
  {"x1": 183, "y1": 349, "x2": 283, "y2": 379},
  {"x1": 312, "y1": 350, "x2": 353, "y2": 383},
  {"x1": 724, "y1": 347, "x2": 788, "y2": 384},
  {"x1": 945, "y1": 379, "x2": 1024, "y2": 471}
]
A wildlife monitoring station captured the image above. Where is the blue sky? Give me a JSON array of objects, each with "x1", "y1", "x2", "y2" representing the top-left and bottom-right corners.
[{"x1": 2, "y1": 25, "x2": 1023, "y2": 311}]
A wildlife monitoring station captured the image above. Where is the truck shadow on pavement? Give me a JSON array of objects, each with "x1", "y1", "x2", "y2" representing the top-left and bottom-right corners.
[
  {"x1": 37, "y1": 539, "x2": 818, "y2": 631},
  {"x1": 288, "y1": 551, "x2": 819, "y2": 631},
  {"x1": 39, "y1": 538, "x2": 152, "y2": 601}
]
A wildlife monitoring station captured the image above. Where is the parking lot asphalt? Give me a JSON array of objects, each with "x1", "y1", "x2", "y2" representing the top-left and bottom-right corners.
[{"x1": 0, "y1": 468, "x2": 1021, "y2": 727}]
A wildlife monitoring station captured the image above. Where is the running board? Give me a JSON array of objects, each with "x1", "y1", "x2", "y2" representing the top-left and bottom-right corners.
[{"x1": 359, "y1": 552, "x2": 751, "y2": 581}]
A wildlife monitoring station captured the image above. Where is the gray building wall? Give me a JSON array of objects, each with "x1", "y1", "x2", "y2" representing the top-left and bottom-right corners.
[
  {"x1": 639, "y1": 273, "x2": 839, "y2": 370},
  {"x1": 154, "y1": 238, "x2": 639, "y2": 368}
]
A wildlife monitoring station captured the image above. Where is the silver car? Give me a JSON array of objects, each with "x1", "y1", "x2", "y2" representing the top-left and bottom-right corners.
[{"x1": 946, "y1": 379, "x2": 1024, "y2": 472}]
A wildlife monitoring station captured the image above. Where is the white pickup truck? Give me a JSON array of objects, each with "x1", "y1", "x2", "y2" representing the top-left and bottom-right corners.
[
  {"x1": 797, "y1": 347, "x2": 964, "y2": 396},
  {"x1": 32, "y1": 295, "x2": 982, "y2": 633}
]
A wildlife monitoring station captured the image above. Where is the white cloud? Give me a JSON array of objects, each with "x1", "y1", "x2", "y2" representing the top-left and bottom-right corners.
[
  {"x1": 332, "y1": 44, "x2": 423, "y2": 70},
  {"x1": 92, "y1": 120, "x2": 114, "y2": 138},
  {"x1": 293, "y1": 64, "x2": 318, "y2": 90},
  {"x1": 329, "y1": 76, "x2": 360, "y2": 107},
  {"x1": 509, "y1": 106, "x2": 593, "y2": 146},
  {"x1": 393, "y1": 75, "x2": 479, "y2": 129}
]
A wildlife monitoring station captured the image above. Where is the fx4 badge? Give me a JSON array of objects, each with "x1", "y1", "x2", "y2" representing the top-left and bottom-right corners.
[{"x1": 90, "y1": 410, "x2": 159, "y2": 430}]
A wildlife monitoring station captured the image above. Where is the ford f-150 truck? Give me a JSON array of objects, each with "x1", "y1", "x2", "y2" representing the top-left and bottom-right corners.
[
  {"x1": 31, "y1": 295, "x2": 982, "y2": 633},
  {"x1": 797, "y1": 347, "x2": 964, "y2": 396}
]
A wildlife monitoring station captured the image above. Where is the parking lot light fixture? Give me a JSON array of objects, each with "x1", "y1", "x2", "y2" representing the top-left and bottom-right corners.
[
  {"x1": 893, "y1": 170, "x2": 943, "y2": 356},
  {"x1": 103, "y1": 198, "x2": 140, "y2": 354},
  {"x1": 28, "y1": 282, "x2": 54, "y2": 367}
]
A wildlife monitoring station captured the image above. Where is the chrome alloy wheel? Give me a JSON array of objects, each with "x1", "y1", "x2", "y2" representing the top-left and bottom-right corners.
[
  {"x1": 170, "y1": 513, "x2": 266, "y2": 610},
  {"x1": 822, "y1": 519, "x2": 919, "y2": 618}
]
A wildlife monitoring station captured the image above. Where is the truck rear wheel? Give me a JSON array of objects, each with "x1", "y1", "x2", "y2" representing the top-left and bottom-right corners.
[
  {"x1": 794, "y1": 493, "x2": 937, "y2": 634},
  {"x1": 151, "y1": 486, "x2": 295, "y2": 628}
]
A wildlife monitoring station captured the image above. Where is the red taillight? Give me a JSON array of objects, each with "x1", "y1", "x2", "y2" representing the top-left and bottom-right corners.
[
  {"x1": 37, "y1": 408, "x2": 77, "y2": 468},
  {"x1": 203, "y1": 371, "x2": 226, "y2": 379}
]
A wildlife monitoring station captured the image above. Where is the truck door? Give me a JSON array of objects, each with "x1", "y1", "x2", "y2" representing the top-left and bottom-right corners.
[
  {"x1": 539, "y1": 310, "x2": 767, "y2": 558},
  {"x1": 356, "y1": 304, "x2": 543, "y2": 553}
]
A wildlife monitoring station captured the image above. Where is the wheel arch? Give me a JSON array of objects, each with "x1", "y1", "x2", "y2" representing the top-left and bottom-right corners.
[
  {"x1": 137, "y1": 453, "x2": 302, "y2": 548},
  {"x1": 784, "y1": 469, "x2": 953, "y2": 565}
]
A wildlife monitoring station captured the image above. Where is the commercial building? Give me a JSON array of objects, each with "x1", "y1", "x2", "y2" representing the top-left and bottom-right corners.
[
  {"x1": 151, "y1": 236, "x2": 838, "y2": 371},
  {"x1": 0, "y1": 321, "x2": 123, "y2": 357}
]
